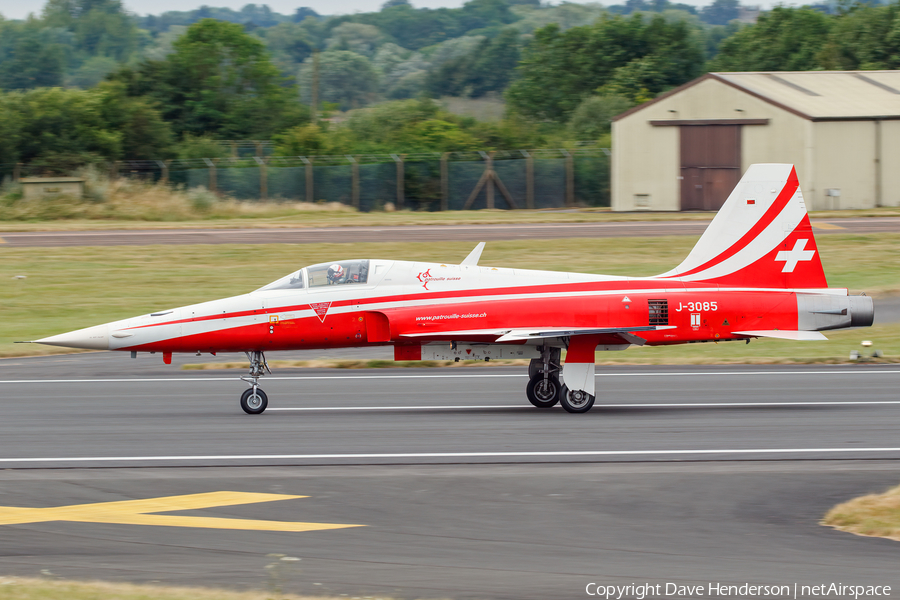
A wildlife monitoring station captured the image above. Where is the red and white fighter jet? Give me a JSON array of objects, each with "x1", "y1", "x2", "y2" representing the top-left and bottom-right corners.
[{"x1": 37, "y1": 164, "x2": 874, "y2": 414}]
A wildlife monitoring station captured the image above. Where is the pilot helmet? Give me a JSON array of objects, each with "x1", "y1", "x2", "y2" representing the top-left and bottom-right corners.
[{"x1": 327, "y1": 263, "x2": 344, "y2": 282}]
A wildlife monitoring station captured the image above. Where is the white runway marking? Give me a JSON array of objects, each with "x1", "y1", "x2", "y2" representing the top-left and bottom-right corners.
[
  {"x1": 267, "y1": 400, "x2": 900, "y2": 411},
  {"x1": 4, "y1": 447, "x2": 900, "y2": 463},
  {"x1": 1, "y1": 369, "x2": 898, "y2": 384}
]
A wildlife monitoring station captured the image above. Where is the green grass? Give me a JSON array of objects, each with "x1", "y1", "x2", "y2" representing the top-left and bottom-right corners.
[
  {"x1": 1, "y1": 206, "x2": 899, "y2": 233},
  {"x1": 1, "y1": 235, "x2": 897, "y2": 359},
  {"x1": 0, "y1": 576, "x2": 395, "y2": 600},
  {"x1": 823, "y1": 483, "x2": 900, "y2": 543}
]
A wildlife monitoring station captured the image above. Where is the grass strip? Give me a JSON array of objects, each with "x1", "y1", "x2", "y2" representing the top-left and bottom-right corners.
[
  {"x1": 1, "y1": 207, "x2": 899, "y2": 233},
  {"x1": 823, "y1": 484, "x2": 900, "y2": 542},
  {"x1": 2, "y1": 235, "x2": 897, "y2": 360},
  {"x1": 0, "y1": 576, "x2": 400, "y2": 600}
]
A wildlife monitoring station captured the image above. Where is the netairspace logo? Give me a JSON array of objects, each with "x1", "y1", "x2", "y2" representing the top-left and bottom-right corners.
[{"x1": 585, "y1": 582, "x2": 892, "y2": 599}]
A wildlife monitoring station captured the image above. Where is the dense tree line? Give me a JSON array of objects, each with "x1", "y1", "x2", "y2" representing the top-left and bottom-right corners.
[{"x1": 1, "y1": 0, "x2": 900, "y2": 170}]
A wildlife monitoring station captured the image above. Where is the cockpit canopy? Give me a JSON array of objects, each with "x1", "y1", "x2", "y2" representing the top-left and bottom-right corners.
[{"x1": 257, "y1": 259, "x2": 370, "y2": 291}]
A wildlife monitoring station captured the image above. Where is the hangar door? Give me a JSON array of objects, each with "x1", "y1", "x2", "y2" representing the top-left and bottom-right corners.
[{"x1": 680, "y1": 125, "x2": 741, "y2": 211}]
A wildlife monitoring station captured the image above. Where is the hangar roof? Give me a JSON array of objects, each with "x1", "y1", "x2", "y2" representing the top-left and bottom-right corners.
[{"x1": 613, "y1": 71, "x2": 900, "y2": 122}]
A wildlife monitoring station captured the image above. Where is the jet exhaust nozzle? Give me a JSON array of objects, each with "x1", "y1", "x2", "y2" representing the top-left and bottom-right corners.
[
  {"x1": 849, "y1": 295, "x2": 874, "y2": 328},
  {"x1": 797, "y1": 294, "x2": 874, "y2": 331}
]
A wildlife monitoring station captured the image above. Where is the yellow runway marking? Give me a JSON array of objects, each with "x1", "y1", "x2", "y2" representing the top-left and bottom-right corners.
[
  {"x1": 0, "y1": 491, "x2": 363, "y2": 532},
  {"x1": 811, "y1": 222, "x2": 846, "y2": 230}
]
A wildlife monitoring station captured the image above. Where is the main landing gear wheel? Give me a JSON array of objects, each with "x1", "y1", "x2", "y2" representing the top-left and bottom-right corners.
[
  {"x1": 526, "y1": 376, "x2": 561, "y2": 408},
  {"x1": 240, "y1": 387, "x2": 268, "y2": 414},
  {"x1": 559, "y1": 385, "x2": 595, "y2": 414}
]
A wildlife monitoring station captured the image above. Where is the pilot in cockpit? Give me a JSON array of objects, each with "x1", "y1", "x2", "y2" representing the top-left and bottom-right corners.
[{"x1": 326, "y1": 263, "x2": 346, "y2": 284}]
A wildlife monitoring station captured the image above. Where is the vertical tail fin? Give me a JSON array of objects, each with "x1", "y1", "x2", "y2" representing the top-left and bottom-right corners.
[{"x1": 658, "y1": 164, "x2": 827, "y2": 289}]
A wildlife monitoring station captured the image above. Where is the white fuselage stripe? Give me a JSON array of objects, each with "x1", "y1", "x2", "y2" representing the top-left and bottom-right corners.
[
  {"x1": 3, "y1": 447, "x2": 900, "y2": 463},
  {"x1": 267, "y1": 400, "x2": 900, "y2": 411}
]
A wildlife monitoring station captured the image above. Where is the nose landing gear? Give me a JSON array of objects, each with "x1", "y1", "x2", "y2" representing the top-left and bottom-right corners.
[{"x1": 240, "y1": 351, "x2": 271, "y2": 414}]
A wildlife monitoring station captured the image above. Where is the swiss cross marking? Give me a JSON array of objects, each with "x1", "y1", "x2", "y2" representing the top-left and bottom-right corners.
[{"x1": 775, "y1": 239, "x2": 815, "y2": 273}]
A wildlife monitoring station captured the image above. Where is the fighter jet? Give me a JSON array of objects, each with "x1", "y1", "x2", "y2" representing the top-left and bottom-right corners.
[{"x1": 36, "y1": 164, "x2": 874, "y2": 414}]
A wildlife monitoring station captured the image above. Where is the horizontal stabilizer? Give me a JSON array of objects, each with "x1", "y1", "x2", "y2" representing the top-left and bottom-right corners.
[{"x1": 734, "y1": 330, "x2": 827, "y2": 341}]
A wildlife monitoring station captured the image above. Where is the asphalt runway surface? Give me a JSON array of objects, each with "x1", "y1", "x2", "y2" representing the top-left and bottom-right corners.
[
  {"x1": 1, "y1": 355, "x2": 899, "y2": 599},
  {"x1": 2, "y1": 217, "x2": 898, "y2": 247}
]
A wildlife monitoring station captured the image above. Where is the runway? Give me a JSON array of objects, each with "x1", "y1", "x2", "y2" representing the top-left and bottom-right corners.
[
  {"x1": 2, "y1": 217, "x2": 898, "y2": 247},
  {"x1": 0, "y1": 355, "x2": 898, "y2": 598}
]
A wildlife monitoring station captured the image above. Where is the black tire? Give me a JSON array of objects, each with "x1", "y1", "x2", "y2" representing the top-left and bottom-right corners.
[
  {"x1": 559, "y1": 385, "x2": 595, "y2": 414},
  {"x1": 240, "y1": 388, "x2": 268, "y2": 415},
  {"x1": 528, "y1": 358, "x2": 542, "y2": 380},
  {"x1": 526, "y1": 376, "x2": 560, "y2": 408}
]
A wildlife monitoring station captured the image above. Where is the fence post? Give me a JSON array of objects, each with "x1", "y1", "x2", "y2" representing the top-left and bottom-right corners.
[
  {"x1": 255, "y1": 156, "x2": 267, "y2": 201},
  {"x1": 157, "y1": 160, "x2": 169, "y2": 185},
  {"x1": 110, "y1": 161, "x2": 120, "y2": 181},
  {"x1": 348, "y1": 155, "x2": 359, "y2": 210},
  {"x1": 440, "y1": 152, "x2": 449, "y2": 211},
  {"x1": 203, "y1": 158, "x2": 217, "y2": 193},
  {"x1": 486, "y1": 151, "x2": 495, "y2": 209},
  {"x1": 14, "y1": 163, "x2": 21, "y2": 182},
  {"x1": 301, "y1": 157, "x2": 313, "y2": 202},
  {"x1": 562, "y1": 149, "x2": 574, "y2": 208},
  {"x1": 523, "y1": 151, "x2": 534, "y2": 209},
  {"x1": 392, "y1": 154, "x2": 404, "y2": 210}
]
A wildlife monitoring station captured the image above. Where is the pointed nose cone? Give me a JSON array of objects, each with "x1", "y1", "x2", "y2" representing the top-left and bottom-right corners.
[{"x1": 36, "y1": 324, "x2": 110, "y2": 350}]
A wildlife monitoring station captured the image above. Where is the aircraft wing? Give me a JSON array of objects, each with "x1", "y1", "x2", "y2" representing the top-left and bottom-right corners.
[
  {"x1": 399, "y1": 325, "x2": 675, "y2": 344},
  {"x1": 494, "y1": 326, "x2": 675, "y2": 343},
  {"x1": 733, "y1": 330, "x2": 828, "y2": 341}
]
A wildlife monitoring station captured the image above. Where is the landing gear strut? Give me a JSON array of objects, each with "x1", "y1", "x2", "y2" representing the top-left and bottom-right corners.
[
  {"x1": 240, "y1": 351, "x2": 270, "y2": 414},
  {"x1": 526, "y1": 346, "x2": 561, "y2": 408}
]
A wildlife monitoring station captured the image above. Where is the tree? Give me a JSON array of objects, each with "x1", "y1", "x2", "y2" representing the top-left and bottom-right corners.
[
  {"x1": 95, "y1": 82, "x2": 174, "y2": 159},
  {"x1": 4, "y1": 87, "x2": 121, "y2": 169},
  {"x1": 506, "y1": 15, "x2": 704, "y2": 120},
  {"x1": 325, "y1": 22, "x2": 385, "y2": 57},
  {"x1": 0, "y1": 20, "x2": 67, "y2": 90},
  {"x1": 567, "y1": 94, "x2": 634, "y2": 140},
  {"x1": 426, "y1": 27, "x2": 521, "y2": 98},
  {"x1": 819, "y1": 2, "x2": 900, "y2": 69},
  {"x1": 708, "y1": 7, "x2": 833, "y2": 71},
  {"x1": 700, "y1": 0, "x2": 739, "y2": 25},
  {"x1": 298, "y1": 50, "x2": 380, "y2": 110},
  {"x1": 114, "y1": 19, "x2": 308, "y2": 139}
]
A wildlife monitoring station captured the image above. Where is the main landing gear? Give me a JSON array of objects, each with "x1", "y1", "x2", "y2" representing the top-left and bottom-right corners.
[
  {"x1": 526, "y1": 345, "x2": 597, "y2": 413},
  {"x1": 558, "y1": 385, "x2": 595, "y2": 414},
  {"x1": 240, "y1": 351, "x2": 270, "y2": 415},
  {"x1": 526, "y1": 346, "x2": 561, "y2": 408}
]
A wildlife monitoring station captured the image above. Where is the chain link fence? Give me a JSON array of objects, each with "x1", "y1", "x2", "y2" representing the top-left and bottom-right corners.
[{"x1": 5, "y1": 148, "x2": 612, "y2": 211}]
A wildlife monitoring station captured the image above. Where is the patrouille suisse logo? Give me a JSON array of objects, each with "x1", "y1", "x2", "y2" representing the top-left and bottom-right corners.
[
  {"x1": 309, "y1": 302, "x2": 332, "y2": 322},
  {"x1": 416, "y1": 268, "x2": 461, "y2": 291},
  {"x1": 0, "y1": 492, "x2": 362, "y2": 532}
]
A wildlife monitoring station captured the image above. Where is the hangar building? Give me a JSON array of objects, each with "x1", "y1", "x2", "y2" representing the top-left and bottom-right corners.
[{"x1": 611, "y1": 71, "x2": 900, "y2": 211}]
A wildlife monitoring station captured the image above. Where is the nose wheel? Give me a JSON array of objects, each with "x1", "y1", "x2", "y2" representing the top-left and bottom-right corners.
[
  {"x1": 240, "y1": 350, "x2": 271, "y2": 415},
  {"x1": 240, "y1": 387, "x2": 268, "y2": 414}
]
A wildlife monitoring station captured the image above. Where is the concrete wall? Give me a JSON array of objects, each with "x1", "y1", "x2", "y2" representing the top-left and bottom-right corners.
[
  {"x1": 611, "y1": 117, "x2": 678, "y2": 211},
  {"x1": 811, "y1": 121, "x2": 877, "y2": 210},
  {"x1": 880, "y1": 120, "x2": 900, "y2": 208}
]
